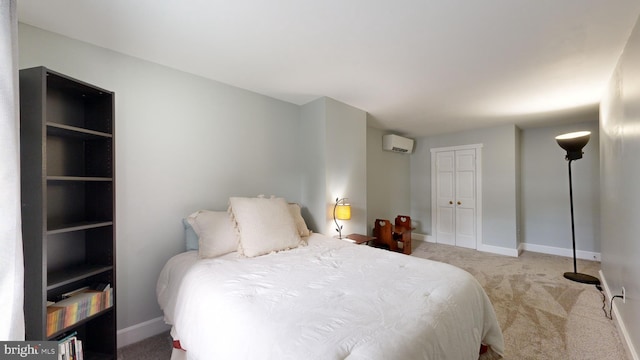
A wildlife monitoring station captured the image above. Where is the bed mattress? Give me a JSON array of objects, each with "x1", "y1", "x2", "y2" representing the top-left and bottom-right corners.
[{"x1": 157, "y1": 233, "x2": 504, "y2": 359}]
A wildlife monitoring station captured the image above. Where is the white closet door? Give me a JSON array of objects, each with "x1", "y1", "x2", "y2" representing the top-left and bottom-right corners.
[
  {"x1": 432, "y1": 146, "x2": 480, "y2": 249},
  {"x1": 435, "y1": 151, "x2": 455, "y2": 245},
  {"x1": 454, "y1": 149, "x2": 476, "y2": 248}
]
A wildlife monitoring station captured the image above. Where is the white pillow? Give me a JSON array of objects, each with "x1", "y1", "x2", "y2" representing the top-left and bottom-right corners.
[
  {"x1": 186, "y1": 210, "x2": 238, "y2": 259},
  {"x1": 288, "y1": 203, "x2": 311, "y2": 238},
  {"x1": 229, "y1": 197, "x2": 303, "y2": 257}
]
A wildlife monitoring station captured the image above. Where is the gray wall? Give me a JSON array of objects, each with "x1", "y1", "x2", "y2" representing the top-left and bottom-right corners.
[
  {"x1": 520, "y1": 121, "x2": 600, "y2": 254},
  {"x1": 366, "y1": 125, "x2": 411, "y2": 235},
  {"x1": 300, "y1": 97, "x2": 368, "y2": 237},
  {"x1": 600, "y1": 14, "x2": 640, "y2": 355},
  {"x1": 325, "y1": 98, "x2": 368, "y2": 236},
  {"x1": 19, "y1": 24, "x2": 304, "y2": 332},
  {"x1": 299, "y1": 98, "x2": 327, "y2": 233},
  {"x1": 410, "y1": 124, "x2": 519, "y2": 250}
]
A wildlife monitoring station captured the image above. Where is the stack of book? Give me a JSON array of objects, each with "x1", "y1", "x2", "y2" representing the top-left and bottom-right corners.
[
  {"x1": 57, "y1": 332, "x2": 83, "y2": 360},
  {"x1": 46, "y1": 286, "x2": 113, "y2": 337}
]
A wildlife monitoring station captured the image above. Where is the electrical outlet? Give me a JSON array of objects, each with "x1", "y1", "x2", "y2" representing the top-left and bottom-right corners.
[{"x1": 622, "y1": 287, "x2": 626, "y2": 304}]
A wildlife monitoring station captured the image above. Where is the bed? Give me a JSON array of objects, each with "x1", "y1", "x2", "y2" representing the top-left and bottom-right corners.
[{"x1": 156, "y1": 197, "x2": 504, "y2": 360}]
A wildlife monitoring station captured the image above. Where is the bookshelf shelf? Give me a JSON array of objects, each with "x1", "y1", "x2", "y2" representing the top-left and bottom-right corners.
[
  {"x1": 47, "y1": 122, "x2": 113, "y2": 139},
  {"x1": 47, "y1": 265, "x2": 114, "y2": 291},
  {"x1": 47, "y1": 221, "x2": 113, "y2": 235},
  {"x1": 48, "y1": 176, "x2": 113, "y2": 182}
]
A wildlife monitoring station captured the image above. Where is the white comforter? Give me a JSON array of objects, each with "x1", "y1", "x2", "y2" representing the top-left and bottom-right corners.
[{"x1": 160, "y1": 234, "x2": 504, "y2": 360}]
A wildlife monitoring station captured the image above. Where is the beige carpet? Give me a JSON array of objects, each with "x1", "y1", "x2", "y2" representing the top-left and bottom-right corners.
[
  {"x1": 117, "y1": 331, "x2": 173, "y2": 359},
  {"x1": 411, "y1": 241, "x2": 629, "y2": 360},
  {"x1": 118, "y1": 242, "x2": 630, "y2": 359}
]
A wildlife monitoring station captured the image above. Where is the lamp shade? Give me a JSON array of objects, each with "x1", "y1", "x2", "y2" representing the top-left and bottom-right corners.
[
  {"x1": 335, "y1": 204, "x2": 351, "y2": 220},
  {"x1": 556, "y1": 131, "x2": 590, "y2": 160}
]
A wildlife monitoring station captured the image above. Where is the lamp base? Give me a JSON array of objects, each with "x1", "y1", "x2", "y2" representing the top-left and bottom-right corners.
[{"x1": 563, "y1": 272, "x2": 601, "y2": 285}]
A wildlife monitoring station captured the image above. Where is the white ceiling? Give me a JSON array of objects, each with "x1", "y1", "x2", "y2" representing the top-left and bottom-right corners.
[{"x1": 17, "y1": 0, "x2": 640, "y2": 137}]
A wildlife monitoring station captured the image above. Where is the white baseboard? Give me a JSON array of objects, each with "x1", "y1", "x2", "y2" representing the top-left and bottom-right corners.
[
  {"x1": 477, "y1": 243, "x2": 519, "y2": 257},
  {"x1": 414, "y1": 235, "x2": 600, "y2": 260},
  {"x1": 413, "y1": 233, "x2": 519, "y2": 257},
  {"x1": 521, "y1": 243, "x2": 600, "y2": 261},
  {"x1": 411, "y1": 233, "x2": 434, "y2": 243},
  {"x1": 599, "y1": 270, "x2": 639, "y2": 360},
  {"x1": 117, "y1": 316, "x2": 171, "y2": 348}
]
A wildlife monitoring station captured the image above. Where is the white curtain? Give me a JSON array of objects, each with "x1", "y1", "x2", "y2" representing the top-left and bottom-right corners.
[{"x1": 0, "y1": 0, "x2": 25, "y2": 341}]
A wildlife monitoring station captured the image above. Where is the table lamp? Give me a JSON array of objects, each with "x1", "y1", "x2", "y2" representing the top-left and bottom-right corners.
[{"x1": 333, "y1": 197, "x2": 351, "y2": 239}]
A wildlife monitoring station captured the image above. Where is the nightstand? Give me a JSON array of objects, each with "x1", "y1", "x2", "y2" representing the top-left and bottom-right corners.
[{"x1": 345, "y1": 234, "x2": 376, "y2": 245}]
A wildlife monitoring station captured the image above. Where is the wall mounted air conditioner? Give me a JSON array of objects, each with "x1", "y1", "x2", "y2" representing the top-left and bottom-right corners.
[{"x1": 382, "y1": 134, "x2": 414, "y2": 153}]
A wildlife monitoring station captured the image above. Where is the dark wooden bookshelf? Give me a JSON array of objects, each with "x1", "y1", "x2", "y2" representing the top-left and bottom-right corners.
[{"x1": 20, "y1": 66, "x2": 116, "y2": 358}]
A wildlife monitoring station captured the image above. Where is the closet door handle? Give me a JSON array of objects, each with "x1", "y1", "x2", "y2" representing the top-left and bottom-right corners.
[
  {"x1": 457, "y1": 201, "x2": 462, "y2": 205},
  {"x1": 449, "y1": 201, "x2": 453, "y2": 205}
]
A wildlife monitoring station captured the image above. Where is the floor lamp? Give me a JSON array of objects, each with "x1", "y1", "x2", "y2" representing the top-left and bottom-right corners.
[{"x1": 555, "y1": 131, "x2": 601, "y2": 285}]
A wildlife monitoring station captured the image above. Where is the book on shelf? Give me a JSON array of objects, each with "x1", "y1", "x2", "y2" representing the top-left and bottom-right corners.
[
  {"x1": 56, "y1": 332, "x2": 83, "y2": 360},
  {"x1": 91, "y1": 282, "x2": 110, "y2": 291},
  {"x1": 46, "y1": 286, "x2": 113, "y2": 336},
  {"x1": 55, "y1": 330, "x2": 77, "y2": 342},
  {"x1": 61, "y1": 286, "x2": 90, "y2": 299}
]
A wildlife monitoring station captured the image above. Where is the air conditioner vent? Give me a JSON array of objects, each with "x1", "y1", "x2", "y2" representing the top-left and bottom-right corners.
[{"x1": 382, "y1": 134, "x2": 414, "y2": 154}]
